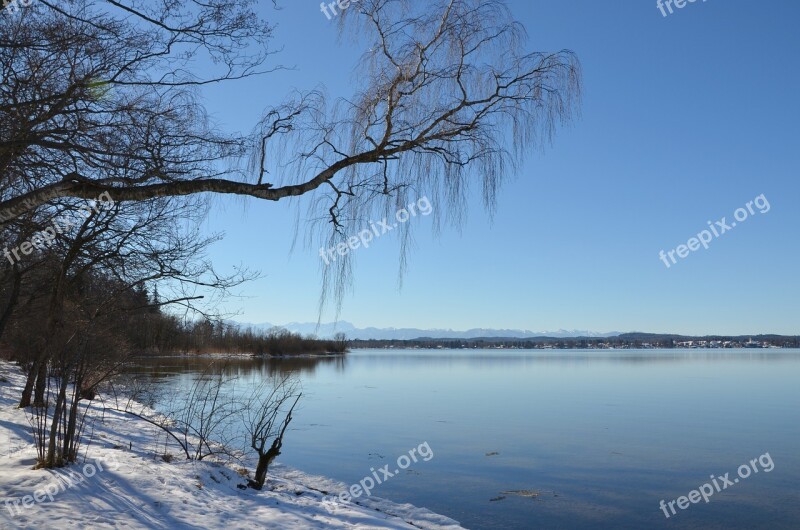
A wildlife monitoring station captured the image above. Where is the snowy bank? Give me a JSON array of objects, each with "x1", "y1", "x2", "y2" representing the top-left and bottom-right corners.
[{"x1": 0, "y1": 361, "x2": 463, "y2": 529}]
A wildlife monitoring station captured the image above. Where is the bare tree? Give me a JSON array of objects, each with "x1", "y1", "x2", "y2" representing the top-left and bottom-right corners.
[
  {"x1": 332, "y1": 332, "x2": 349, "y2": 353},
  {"x1": 243, "y1": 376, "x2": 301, "y2": 490},
  {"x1": 11, "y1": 193, "x2": 251, "y2": 409},
  {"x1": 0, "y1": 2, "x2": 580, "y2": 282},
  {"x1": 107, "y1": 365, "x2": 242, "y2": 463},
  {"x1": 3, "y1": 189, "x2": 253, "y2": 469},
  {"x1": 174, "y1": 364, "x2": 240, "y2": 462},
  {"x1": 1, "y1": 1, "x2": 580, "y2": 412},
  {"x1": 1, "y1": 0, "x2": 272, "y2": 217}
]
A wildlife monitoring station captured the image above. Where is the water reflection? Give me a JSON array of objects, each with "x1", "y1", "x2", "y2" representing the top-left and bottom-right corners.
[
  {"x1": 127, "y1": 353, "x2": 346, "y2": 378},
  {"x1": 127, "y1": 349, "x2": 800, "y2": 380},
  {"x1": 123, "y1": 349, "x2": 800, "y2": 530}
]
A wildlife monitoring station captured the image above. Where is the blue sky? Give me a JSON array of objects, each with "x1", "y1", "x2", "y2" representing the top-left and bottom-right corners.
[{"x1": 195, "y1": 0, "x2": 799, "y2": 335}]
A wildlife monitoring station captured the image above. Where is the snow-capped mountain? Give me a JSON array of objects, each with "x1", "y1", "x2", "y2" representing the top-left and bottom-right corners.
[{"x1": 243, "y1": 321, "x2": 620, "y2": 340}]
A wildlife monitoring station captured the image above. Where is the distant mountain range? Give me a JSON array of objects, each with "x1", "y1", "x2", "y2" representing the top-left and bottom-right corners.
[{"x1": 242, "y1": 320, "x2": 622, "y2": 340}]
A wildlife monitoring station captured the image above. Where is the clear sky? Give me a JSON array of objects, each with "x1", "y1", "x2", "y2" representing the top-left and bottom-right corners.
[{"x1": 194, "y1": 0, "x2": 800, "y2": 335}]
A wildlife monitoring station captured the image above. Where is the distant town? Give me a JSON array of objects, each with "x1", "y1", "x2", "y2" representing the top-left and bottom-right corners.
[{"x1": 350, "y1": 333, "x2": 800, "y2": 350}]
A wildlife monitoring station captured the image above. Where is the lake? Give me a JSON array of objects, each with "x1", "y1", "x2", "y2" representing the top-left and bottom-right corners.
[{"x1": 129, "y1": 349, "x2": 800, "y2": 529}]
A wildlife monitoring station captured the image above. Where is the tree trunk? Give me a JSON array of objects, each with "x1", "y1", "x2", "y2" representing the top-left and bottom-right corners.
[
  {"x1": 33, "y1": 360, "x2": 47, "y2": 407},
  {"x1": 0, "y1": 263, "x2": 22, "y2": 337},
  {"x1": 21, "y1": 232, "x2": 81, "y2": 408},
  {"x1": 251, "y1": 443, "x2": 281, "y2": 490},
  {"x1": 19, "y1": 358, "x2": 40, "y2": 408},
  {"x1": 45, "y1": 371, "x2": 69, "y2": 467},
  {"x1": 63, "y1": 371, "x2": 82, "y2": 462}
]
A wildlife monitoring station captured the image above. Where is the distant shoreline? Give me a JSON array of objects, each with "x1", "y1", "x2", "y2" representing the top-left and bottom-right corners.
[
  {"x1": 130, "y1": 350, "x2": 348, "y2": 358},
  {"x1": 349, "y1": 335, "x2": 800, "y2": 350}
]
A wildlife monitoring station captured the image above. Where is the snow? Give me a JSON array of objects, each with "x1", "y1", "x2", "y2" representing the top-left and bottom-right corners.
[{"x1": 0, "y1": 361, "x2": 463, "y2": 530}]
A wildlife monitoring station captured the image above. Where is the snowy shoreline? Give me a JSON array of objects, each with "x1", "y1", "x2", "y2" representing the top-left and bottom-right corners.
[{"x1": 0, "y1": 361, "x2": 463, "y2": 529}]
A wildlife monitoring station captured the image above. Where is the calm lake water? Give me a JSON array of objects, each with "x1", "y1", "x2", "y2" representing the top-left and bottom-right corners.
[{"x1": 130, "y1": 349, "x2": 800, "y2": 529}]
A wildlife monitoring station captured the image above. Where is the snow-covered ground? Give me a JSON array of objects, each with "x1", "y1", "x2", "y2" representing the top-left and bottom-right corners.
[{"x1": 0, "y1": 361, "x2": 463, "y2": 529}]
